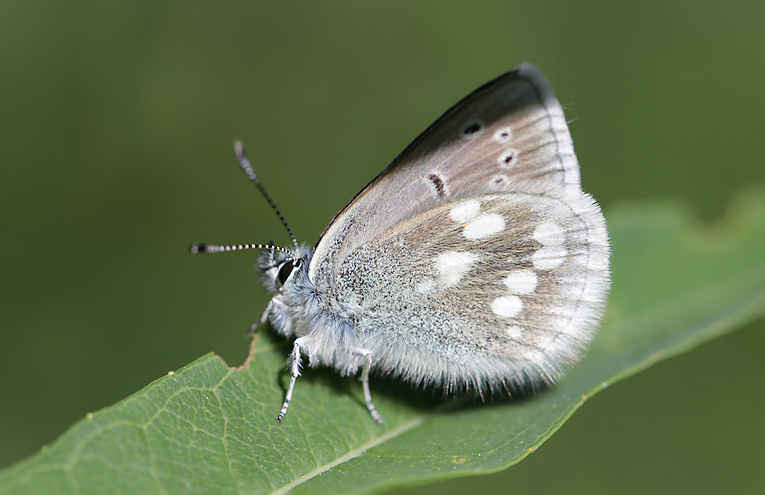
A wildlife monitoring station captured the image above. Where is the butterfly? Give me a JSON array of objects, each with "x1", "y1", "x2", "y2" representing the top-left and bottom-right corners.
[{"x1": 192, "y1": 63, "x2": 611, "y2": 424}]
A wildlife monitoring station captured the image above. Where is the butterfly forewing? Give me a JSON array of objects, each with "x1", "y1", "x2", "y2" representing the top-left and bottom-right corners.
[{"x1": 311, "y1": 64, "x2": 583, "y2": 285}]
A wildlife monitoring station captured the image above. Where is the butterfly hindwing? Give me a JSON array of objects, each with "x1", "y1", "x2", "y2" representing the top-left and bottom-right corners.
[{"x1": 310, "y1": 189, "x2": 608, "y2": 390}]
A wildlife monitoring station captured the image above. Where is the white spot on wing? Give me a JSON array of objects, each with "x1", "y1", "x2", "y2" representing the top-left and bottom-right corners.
[
  {"x1": 492, "y1": 295, "x2": 522, "y2": 318},
  {"x1": 532, "y1": 221, "x2": 568, "y2": 270},
  {"x1": 503, "y1": 270, "x2": 537, "y2": 294},
  {"x1": 450, "y1": 200, "x2": 481, "y2": 223},
  {"x1": 490, "y1": 174, "x2": 509, "y2": 189},
  {"x1": 533, "y1": 222, "x2": 565, "y2": 245},
  {"x1": 493, "y1": 127, "x2": 513, "y2": 143},
  {"x1": 498, "y1": 148, "x2": 519, "y2": 168},
  {"x1": 464, "y1": 213, "x2": 505, "y2": 240},
  {"x1": 506, "y1": 325, "x2": 523, "y2": 338},
  {"x1": 533, "y1": 246, "x2": 568, "y2": 270},
  {"x1": 436, "y1": 251, "x2": 479, "y2": 287},
  {"x1": 416, "y1": 279, "x2": 435, "y2": 294}
]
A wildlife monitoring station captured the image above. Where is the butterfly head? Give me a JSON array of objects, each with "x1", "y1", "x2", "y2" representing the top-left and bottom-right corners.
[{"x1": 258, "y1": 244, "x2": 313, "y2": 294}]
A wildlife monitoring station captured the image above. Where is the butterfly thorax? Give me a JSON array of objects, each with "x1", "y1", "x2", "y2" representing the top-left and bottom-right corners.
[{"x1": 259, "y1": 244, "x2": 370, "y2": 375}]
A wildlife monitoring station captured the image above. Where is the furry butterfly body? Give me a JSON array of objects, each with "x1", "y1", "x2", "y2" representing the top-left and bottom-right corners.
[{"x1": 194, "y1": 64, "x2": 610, "y2": 423}]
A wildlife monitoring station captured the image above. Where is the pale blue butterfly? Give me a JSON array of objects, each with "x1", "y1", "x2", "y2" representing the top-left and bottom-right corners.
[{"x1": 192, "y1": 64, "x2": 611, "y2": 424}]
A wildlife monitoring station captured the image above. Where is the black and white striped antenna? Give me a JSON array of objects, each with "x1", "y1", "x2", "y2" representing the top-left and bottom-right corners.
[{"x1": 189, "y1": 140, "x2": 298, "y2": 257}]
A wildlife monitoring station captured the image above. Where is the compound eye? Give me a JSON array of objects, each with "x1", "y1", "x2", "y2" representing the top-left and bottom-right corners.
[{"x1": 277, "y1": 260, "x2": 295, "y2": 285}]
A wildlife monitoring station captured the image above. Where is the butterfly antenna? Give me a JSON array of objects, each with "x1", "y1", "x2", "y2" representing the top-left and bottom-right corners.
[
  {"x1": 189, "y1": 242, "x2": 295, "y2": 257},
  {"x1": 233, "y1": 140, "x2": 300, "y2": 251}
]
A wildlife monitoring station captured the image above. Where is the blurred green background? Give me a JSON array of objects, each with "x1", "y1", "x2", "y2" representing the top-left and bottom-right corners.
[{"x1": 1, "y1": 1, "x2": 763, "y2": 493}]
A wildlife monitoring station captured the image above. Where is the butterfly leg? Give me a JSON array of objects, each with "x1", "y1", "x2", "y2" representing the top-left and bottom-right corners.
[
  {"x1": 359, "y1": 350, "x2": 384, "y2": 425},
  {"x1": 249, "y1": 300, "x2": 273, "y2": 336},
  {"x1": 259, "y1": 300, "x2": 273, "y2": 325},
  {"x1": 276, "y1": 337, "x2": 306, "y2": 422}
]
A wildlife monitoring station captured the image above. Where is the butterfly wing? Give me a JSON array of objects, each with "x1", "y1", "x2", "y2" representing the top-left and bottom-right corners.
[
  {"x1": 308, "y1": 64, "x2": 609, "y2": 390},
  {"x1": 314, "y1": 63, "x2": 580, "y2": 256}
]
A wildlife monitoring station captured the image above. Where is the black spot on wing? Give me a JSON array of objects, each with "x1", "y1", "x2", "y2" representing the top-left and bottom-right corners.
[{"x1": 427, "y1": 173, "x2": 446, "y2": 197}]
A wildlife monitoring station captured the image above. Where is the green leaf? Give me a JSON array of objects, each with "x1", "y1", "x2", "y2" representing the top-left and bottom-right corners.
[{"x1": 2, "y1": 189, "x2": 764, "y2": 495}]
